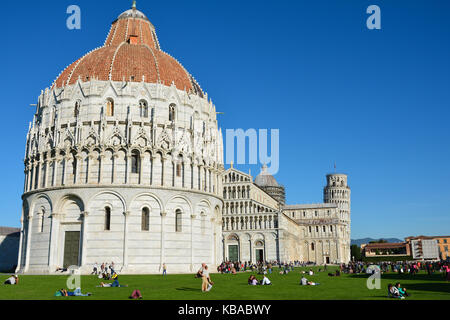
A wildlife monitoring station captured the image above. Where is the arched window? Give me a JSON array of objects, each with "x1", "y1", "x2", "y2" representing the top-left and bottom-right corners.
[
  {"x1": 141, "y1": 207, "x2": 150, "y2": 231},
  {"x1": 74, "y1": 101, "x2": 81, "y2": 118},
  {"x1": 40, "y1": 208, "x2": 45, "y2": 233},
  {"x1": 139, "y1": 100, "x2": 148, "y2": 118},
  {"x1": 169, "y1": 104, "x2": 176, "y2": 121},
  {"x1": 175, "y1": 209, "x2": 182, "y2": 232},
  {"x1": 330, "y1": 226, "x2": 333, "y2": 232},
  {"x1": 105, "y1": 207, "x2": 111, "y2": 231},
  {"x1": 131, "y1": 151, "x2": 140, "y2": 174},
  {"x1": 311, "y1": 243, "x2": 315, "y2": 251},
  {"x1": 176, "y1": 163, "x2": 182, "y2": 177},
  {"x1": 106, "y1": 98, "x2": 114, "y2": 117}
]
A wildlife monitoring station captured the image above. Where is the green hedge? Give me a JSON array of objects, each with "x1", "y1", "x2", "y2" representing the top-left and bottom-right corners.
[{"x1": 362, "y1": 255, "x2": 413, "y2": 263}]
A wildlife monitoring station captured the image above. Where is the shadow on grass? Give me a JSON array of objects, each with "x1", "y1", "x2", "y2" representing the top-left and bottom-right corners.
[
  {"x1": 404, "y1": 283, "x2": 450, "y2": 294},
  {"x1": 175, "y1": 287, "x2": 199, "y2": 292},
  {"x1": 349, "y1": 273, "x2": 447, "y2": 282}
]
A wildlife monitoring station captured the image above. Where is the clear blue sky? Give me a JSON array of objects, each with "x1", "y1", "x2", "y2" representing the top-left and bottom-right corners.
[{"x1": 1, "y1": 0, "x2": 449, "y2": 239}]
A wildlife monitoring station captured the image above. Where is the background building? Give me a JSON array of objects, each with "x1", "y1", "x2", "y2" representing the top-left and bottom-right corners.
[
  {"x1": 406, "y1": 236, "x2": 441, "y2": 261},
  {"x1": 222, "y1": 166, "x2": 351, "y2": 264},
  {"x1": 0, "y1": 227, "x2": 20, "y2": 272}
]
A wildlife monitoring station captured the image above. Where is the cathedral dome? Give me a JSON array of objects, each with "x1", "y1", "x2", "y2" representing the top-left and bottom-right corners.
[
  {"x1": 53, "y1": 3, "x2": 203, "y2": 97},
  {"x1": 254, "y1": 165, "x2": 280, "y2": 187}
]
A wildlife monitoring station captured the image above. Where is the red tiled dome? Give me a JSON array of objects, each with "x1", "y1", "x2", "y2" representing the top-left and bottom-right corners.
[{"x1": 53, "y1": 5, "x2": 203, "y2": 97}]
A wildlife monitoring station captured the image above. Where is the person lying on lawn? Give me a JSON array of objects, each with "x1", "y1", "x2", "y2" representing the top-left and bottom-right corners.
[
  {"x1": 99, "y1": 279, "x2": 128, "y2": 287},
  {"x1": 395, "y1": 283, "x2": 409, "y2": 297}
]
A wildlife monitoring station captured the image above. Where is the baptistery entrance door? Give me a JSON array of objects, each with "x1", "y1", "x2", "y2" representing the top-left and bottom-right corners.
[
  {"x1": 256, "y1": 249, "x2": 264, "y2": 262},
  {"x1": 228, "y1": 245, "x2": 239, "y2": 262},
  {"x1": 63, "y1": 231, "x2": 81, "y2": 268}
]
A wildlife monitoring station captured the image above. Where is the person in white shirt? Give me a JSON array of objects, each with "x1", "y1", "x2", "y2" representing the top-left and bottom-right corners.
[
  {"x1": 4, "y1": 275, "x2": 18, "y2": 285},
  {"x1": 261, "y1": 276, "x2": 272, "y2": 285},
  {"x1": 308, "y1": 269, "x2": 314, "y2": 276},
  {"x1": 301, "y1": 276, "x2": 318, "y2": 286}
]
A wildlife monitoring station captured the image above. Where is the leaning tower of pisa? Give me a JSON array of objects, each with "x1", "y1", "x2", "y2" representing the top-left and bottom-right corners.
[{"x1": 324, "y1": 173, "x2": 351, "y2": 262}]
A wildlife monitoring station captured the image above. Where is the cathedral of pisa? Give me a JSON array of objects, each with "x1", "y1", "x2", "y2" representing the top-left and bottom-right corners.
[{"x1": 16, "y1": 3, "x2": 351, "y2": 274}]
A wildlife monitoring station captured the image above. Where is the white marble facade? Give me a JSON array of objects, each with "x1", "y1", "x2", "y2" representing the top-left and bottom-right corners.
[
  {"x1": 18, "y1": 79, "x2": 224, "y2": 274},
  {"x1": 222, "y1": 168, "x2": 351, "y2": 265}
]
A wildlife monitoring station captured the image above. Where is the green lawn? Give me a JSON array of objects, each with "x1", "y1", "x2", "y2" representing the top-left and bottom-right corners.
[{"x1": 0, "y1": 267, "x2": 449, "y2": 300}]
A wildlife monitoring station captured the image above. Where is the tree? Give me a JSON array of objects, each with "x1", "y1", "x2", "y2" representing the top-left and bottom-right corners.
[
  {"x1": 369, "y1": 239, "x2": 388, "y2": 244},
  {"x1": 351, "y1": 244, "x2": 362, "y2": 261}
]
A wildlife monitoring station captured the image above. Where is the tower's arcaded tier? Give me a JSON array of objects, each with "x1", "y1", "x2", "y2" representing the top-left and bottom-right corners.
[{"x1": 18, "y1": 4, "x2": 224, "y2": 274}]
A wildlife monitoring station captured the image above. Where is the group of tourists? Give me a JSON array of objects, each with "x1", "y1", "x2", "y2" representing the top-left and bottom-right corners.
[
  {"x1": 247, "y1": 275, "x2": 272, "y2": 285},
  {"x1": 339, "y1": 260, "x2": 450, "y2": 280},
  {"x1": 388, "y1": 283, "x2": 409, "y2": 299},
  {"x1": 91, "y1": 262, "x2": 116, "y2": 278}
]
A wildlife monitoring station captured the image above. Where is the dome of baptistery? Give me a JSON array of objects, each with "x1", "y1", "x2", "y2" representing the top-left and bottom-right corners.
[{"x1": 18, "y1": 2, "x2": 224, "y2": 275}]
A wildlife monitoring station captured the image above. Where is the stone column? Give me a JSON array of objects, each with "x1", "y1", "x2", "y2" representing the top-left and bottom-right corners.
[
  {"x1": 80, "y1": 211, "x2": 89, "y2": 268},
  {"x1": 24, "y1": 214, "x2": 33, "y2": 272},
  {"x1": 98, "y1": 154, "x2": 105, "y2": 184},
  {"x1": 29, "y1": 161, "x2": 36, "y2": 190},
  {"x1": 24, "y1": 165, "x2": 30, "y2": 192},
  {"x1": 161, "y1": 156, "x2": 166, "y2": 186},
  {"x1": 126, "y1": 153, "x2": 131, "y2": 184},
  {"x1": 81, "y1": 157, "x2": 87, "y2": 185},
  {"x1": 75, "y1": 155, "x2": 82, "y2": 185},
  {"x1": 62, "y1": 157, "x2": 69, "y2": 186},
  {"x1": 48, "y1": 212, "x2": 61, "y2": 271},
  {"x1": 198, "y1": 165, "x2": 203, "y2": 191},
  {"x1": 190, "y1": 214, "x2": 196, "y2": 271},
  {"x1": 150, "y1": 155, "x2": 155, "y2": 185},
  {"x1": 160, "y1": 211, "x2": 167, "y2": 271},
  {"x1": 37, "y1": 161, "x2": 44, "y2": 189},
  {"x1": 123, "y1": 211, "x2": 130, "y2": 269},
  {"x1": 193, "y1": 163, "x2": 198, "y2": 190},
  {"x1": 112, "y1": 154, "x2": 117, "y2": 184},
  {"x1": 139, "y1": 156, "x2": 144, "y2": 184},
  {"x1": 210, "y1": 217, "x2": 215, "y2": 266}
]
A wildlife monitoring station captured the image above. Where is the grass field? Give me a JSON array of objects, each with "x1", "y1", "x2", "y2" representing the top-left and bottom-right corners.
[{"x1": 0, "y1": 266, "x2": 449, "y2": 300}]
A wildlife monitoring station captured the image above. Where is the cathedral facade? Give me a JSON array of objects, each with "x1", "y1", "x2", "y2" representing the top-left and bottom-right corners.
[
  {"x1": 222, "y1": 166, "x2": 351, "y2": 264},
  {"x1": 17, "y1": 4, "x2": 224, "y2": 274}
]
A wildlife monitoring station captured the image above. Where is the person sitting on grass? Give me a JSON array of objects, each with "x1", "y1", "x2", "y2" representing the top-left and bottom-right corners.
[
  {"x1": 388, "y1": 283, "x2": 404, "y2": 299},
  {"x1": 261, "y1": 275, "x2": 272, "y2": 285},
  {"x1": 308, "y1": 269, "x2": 314, "y2": 276},
  {"x1": 248, "y1": 275, "x2": 259, "y2": 286},
  {"x1": 4, "y1": 275, "x2": 18, "y2": 285},
  {"x1": 395, "y1": 283, "x2": 409, "y2": 297},
  {"x1": 300, "y1": 276, "x2": 319, "y2": 286},
  {"x1": 129, "y1": 289, "x2": 143, "y2": 299}
]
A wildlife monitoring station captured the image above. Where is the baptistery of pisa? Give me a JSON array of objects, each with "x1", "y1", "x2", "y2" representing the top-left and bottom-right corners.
[{"x1": 17, "y1": 4, "x2": 224, "y2": 274}]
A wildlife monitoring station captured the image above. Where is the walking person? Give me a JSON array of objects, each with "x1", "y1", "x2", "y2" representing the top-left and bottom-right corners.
[{"x1": 162, "y1": 263, "x2": 167, "y2": 276}]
